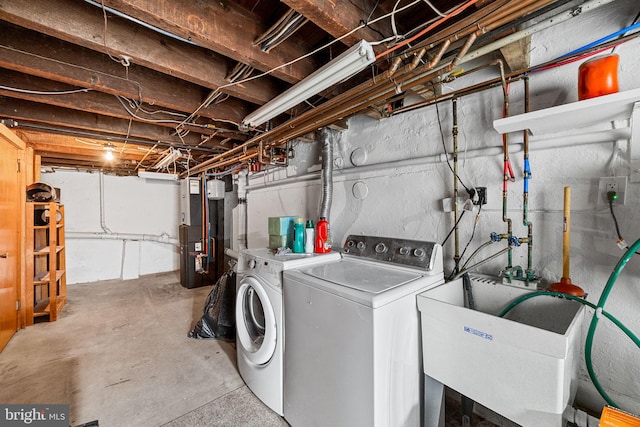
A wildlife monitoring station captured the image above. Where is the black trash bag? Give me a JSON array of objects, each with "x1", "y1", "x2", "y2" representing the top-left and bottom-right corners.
[{"x1": 189, "y1": 268, "x2": 236, "y2": 341}]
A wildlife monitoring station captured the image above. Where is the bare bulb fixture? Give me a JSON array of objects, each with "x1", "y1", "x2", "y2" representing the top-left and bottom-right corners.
[{"x1": 104, "y1": 145, "x2": 115, "y2": 161}]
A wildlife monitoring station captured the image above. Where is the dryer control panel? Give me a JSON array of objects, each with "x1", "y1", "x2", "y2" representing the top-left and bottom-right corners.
[{"x1": 342, "y1": 235, "x2": 441, "y2": 272}]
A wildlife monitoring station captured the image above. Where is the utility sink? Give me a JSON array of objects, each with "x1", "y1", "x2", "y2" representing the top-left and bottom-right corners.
[{"x1": 417, "y1": 275, "x2": 586, "y2": 427}]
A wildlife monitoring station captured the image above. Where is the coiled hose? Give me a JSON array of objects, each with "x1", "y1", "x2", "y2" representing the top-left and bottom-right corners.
[{"x1": 498, "y1": 238, "x2": 640, "y2": 409}]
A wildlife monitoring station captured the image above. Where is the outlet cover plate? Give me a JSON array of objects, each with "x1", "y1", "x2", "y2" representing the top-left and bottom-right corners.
[{"x1": 598, "y1": 176, "x2": 627, "y2": 205}]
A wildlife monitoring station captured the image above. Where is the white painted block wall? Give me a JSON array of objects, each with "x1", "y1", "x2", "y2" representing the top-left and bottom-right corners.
[
  {"x1": 41, "y1": 170, "x2": 180, "y2": 284},
  {"x1": 237, "y1": 1, "x2": 640, "y2": 418}
]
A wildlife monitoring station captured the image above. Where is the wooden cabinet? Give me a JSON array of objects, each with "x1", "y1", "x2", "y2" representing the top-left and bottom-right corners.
[{"x1": 25, "y1": 202, "x2": 66, "y2": 325}]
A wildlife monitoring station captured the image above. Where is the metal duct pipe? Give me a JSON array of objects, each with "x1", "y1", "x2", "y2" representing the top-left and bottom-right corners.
[{"x1": 319, "y1": 128, "x2": 335, "y2": 220}]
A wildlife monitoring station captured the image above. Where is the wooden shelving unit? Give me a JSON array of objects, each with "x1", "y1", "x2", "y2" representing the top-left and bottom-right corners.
[{"x1": 25, "y1": 202, "x2": 66, "y2": 325}]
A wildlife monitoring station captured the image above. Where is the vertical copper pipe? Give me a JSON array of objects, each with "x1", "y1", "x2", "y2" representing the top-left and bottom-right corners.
[{"x1": 452, "y1": 98, "x2": 461, "y2": 271}]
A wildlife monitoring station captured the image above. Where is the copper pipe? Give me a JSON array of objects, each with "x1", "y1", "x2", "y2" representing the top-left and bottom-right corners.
[
  {"x1": 405, "y1": 0, "x2": 553, "y2": 58},
  {"x1": 452, "y1": 97, "x2": 461, "y2": 271},
  {"x1": 265, "y1": 41, "x2": 450, "y2": 144},
  {"x1": 186, "y1": 0, "x2": 555, "y2": 175},
  {"x1": 267, "y1": 45, "x2": 433, "y2": 141}
]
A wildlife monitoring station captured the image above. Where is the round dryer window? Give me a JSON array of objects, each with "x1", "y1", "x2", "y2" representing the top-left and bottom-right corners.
[{"x1": 235, "y1": 276, "x2": 277, "y2": 365}]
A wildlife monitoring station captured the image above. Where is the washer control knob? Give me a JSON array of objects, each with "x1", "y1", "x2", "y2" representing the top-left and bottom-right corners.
[
  {"x1": 375, "y1": 242, "x2": 388, "y2": 254},
  {"x1": 399, "y1": 246, "x2": 410, "y2": 255},
  {"x1": 347, "y1": 240, "x2": 355, "y2": 248},
  {"x1": 356, "y1": 241, "x2": 366, "y2": 250},
  {"x1": 413, "y1": 248, "x2": 425, "y2": 258},
  {"x1": 248, "y1": 259, "x2": 256, "y2": 269}
]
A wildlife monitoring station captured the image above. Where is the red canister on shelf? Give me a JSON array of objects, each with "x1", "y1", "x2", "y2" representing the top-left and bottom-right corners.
[
  {"x1": 578, "y1": 53, "x2": 619, "y2": 100},
  {"x1": 314, "y1": 217, "x2": 331, "y2": 253}
]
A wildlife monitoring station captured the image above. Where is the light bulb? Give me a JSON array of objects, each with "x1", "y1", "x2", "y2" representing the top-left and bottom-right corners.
[{"x1": 104, "y1": 146, "x2": 115, "y2": 161}]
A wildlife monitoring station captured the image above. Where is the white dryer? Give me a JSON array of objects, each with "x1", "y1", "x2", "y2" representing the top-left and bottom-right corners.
[{"x1": 235, "y1": 248, "x2": 341, "y2": 416}]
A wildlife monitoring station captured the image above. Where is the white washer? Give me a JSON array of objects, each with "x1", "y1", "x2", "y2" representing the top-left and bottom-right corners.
[
  {"x1": 235, "y1": 248, "x2": 341, "y2": 416},
  {"x1": 283, "y1": 235, "x2": 444, "y2": 427}
]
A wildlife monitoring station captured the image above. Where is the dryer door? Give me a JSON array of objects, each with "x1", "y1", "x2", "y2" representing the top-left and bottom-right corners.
[{"x1": 236, "y1": 276, "x2": 277, "y2": 365}]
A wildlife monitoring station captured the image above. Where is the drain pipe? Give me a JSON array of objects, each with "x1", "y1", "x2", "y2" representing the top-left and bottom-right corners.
[
  {"x1": 99, "y1": 172, "x2": 113, "y2": 234},
  {"x1": 319, "y1": 128, "x2": 335, "y2": 220}
]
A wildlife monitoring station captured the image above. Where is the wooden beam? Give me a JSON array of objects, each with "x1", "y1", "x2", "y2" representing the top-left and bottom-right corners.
[
  {"x1": 0, "y1": 97, "x2": 202, "y2": 145},
  {"x1": 0, "y1": 123, "x2": 26, "y2": 150},
  {"x1": 0, "y1": 70, "x2": 244, "y2": 138},
  {"x1": 281, "y1": 0, "x2": 389, "y2": 53},
  {"x1": 0, "y1": 38, "x2": 251, "y2": 123},
  {"x1": 25, "y1": 142, "x2": 146, "y2": 161},
  {"x1": 499, "y1": 36, "x2": 531, "y2": 72},
  {"x1": 0, "y1": 0, "x2": 283, "y2": 103},
  {"x1": 100, "y1": 0, "x2": 317, "y2": 83}
]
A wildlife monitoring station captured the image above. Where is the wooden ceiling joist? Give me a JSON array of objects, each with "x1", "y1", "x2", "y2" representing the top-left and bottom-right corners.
[
  {"x1": 100, "y1": 0, "x2": 317, "y2": 84},
  {"x1": 282, "y1": 0, "x2": 390, "y2": 53},
  {"x1": 0, "y1": 97, "x2": 202, "y2": 145},
  {"x1": 0, "y1": 43, "x2": 250, "y2": 124},
  {"x1": 0, "y1": 0, "x2": 281, "y2": 106}
]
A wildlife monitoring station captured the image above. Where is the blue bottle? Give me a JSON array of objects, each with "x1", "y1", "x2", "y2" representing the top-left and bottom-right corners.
[{"x1": 293, "y1": 217, "x2": 305, "y2": 253}]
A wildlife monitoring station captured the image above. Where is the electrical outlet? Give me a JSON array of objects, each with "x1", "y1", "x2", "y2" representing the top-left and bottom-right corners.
[
  {"x1": 475, "y1": 187, "x2": 487, "y2": 205},
  {"x1": 599, "y1": 176, "x2": 627, "y2": 205}
]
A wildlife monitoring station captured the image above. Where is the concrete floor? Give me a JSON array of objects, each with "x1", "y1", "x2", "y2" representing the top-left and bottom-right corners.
[
  {"x1": 0, "y1": 271, "x2": 511, "y2": 427},
  {"x1": 0, "y1": 272, "x2": 286, "y2": 427}
]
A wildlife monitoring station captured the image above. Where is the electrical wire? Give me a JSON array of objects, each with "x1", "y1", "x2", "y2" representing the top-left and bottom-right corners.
[
  {"x1": 607, "y1": 198, "x2": 640, "y2": 254},
  {"x1": 175, "y1": 0, "x2": 433, "y2": 130},
  {"x1": 0, "y1": 85, "x2": 92, "y2": 96},
  {"x1": 458, "y1": 205, "x2": 482, "y2": 264},
  {"x1": 442, "y1": 210, "x2": 466, "y2": 246},
  {"x1": 376, "y1": 0, "x2": 480, "y2": 59},
  {"x1": 609, "y1": 199, "x2": 624, "y2": 242},
  {"x1": 100, "y1": 0, "x2": 133, "y2": 67}
]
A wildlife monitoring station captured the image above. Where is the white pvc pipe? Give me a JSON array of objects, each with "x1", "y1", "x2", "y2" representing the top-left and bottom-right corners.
[
  {"x1": 225, "y1": 248, "x2": 240, "y2": 260},
  {"x1": 243, "y1": 127, "x2": 630, "y2": 190},
  {"x1": 67, "y1": 231, "x2": 179, "y2": 246},
  {"x1": 99, "y1": 172, "x2": 113, "y2": 234}
]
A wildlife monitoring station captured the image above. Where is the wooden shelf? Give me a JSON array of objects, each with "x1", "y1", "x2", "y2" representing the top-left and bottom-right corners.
[
  {"x1": 493, "y1": 87, "x2": 640, "y2": 135},
  {"x1": 34, "y1": 270, "x2": 65, "y2": 283},
  {"x1": 33, "y1": 296, "x2": 67, "y2": 317},
  {"x1": 33, "y1": 245, "x2": 64, "y2": 255},
  {"x1": 26, "y1": 201, "x2": 66, "y2": 325}
]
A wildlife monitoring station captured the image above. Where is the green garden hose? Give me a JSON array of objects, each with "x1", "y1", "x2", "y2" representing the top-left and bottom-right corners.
[{"x1": 498, "y1": 238, "x2": 640, "y2": 410}]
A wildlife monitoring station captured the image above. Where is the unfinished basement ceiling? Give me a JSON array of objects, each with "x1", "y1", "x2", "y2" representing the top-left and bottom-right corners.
[{"x1": 0, "y1": 0, "x2": 573, "y2": 175}]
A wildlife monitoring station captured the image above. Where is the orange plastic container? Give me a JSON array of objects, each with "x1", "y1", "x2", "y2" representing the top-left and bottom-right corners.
[
  {"x1": 600, "y1": 406, "x2": 640, "y2": 427},
  {"x1": 578, "y1": 54, "x2": 619, "y2": 100}
]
